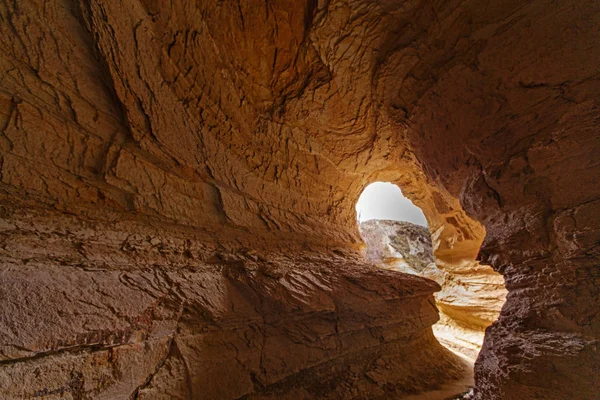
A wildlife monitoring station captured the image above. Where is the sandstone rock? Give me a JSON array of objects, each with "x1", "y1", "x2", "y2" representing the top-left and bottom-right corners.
[
  {"x1": 358, "y1": 219, "x2": 506, "y2": 360},
  {"x1": 359, "y1": 219, "x2": 434, "y2": 273},
  {"x1": 0, "y1": 0, "x2": 598, "y2": 398},
  {"x1": 0, "y1": 202, "x2": 468, "y2": 399}
]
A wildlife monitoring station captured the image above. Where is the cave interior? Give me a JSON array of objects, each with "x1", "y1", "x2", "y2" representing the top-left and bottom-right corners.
[{"x1": 0, "y1": 0, "x2": 599, "y2": 399}]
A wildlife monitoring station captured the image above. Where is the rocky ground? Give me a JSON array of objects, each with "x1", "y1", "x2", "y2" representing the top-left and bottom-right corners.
[{"x1": 0, "y1": 201, "x2": 472, "y2": 399}]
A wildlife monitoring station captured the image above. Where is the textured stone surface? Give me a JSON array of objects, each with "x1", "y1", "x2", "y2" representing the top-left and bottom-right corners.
[
  {"x1": 0, "y1": 0, "x2": 599, "y2": 399},
  {"x1": 359, "y1": 219, "x2": 506, "y2": 360},
  {"x1": 0, "y1": 202, "x2": 466, "y2": 399},
  {"x1": 359, "y1": 220, "x2": 434, "y2": 273}
]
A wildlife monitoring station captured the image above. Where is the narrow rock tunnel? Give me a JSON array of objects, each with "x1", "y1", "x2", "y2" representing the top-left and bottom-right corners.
[
  {"x1": 355, "y1": 181, "x2": 507, "y2": 368},
  {"x1": 0, "y1": 1, "x2": 599, "y2": 399}
]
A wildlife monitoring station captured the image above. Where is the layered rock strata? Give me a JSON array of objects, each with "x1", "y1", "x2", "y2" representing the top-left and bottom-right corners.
[
  {"x1": 0, "y1": 0, "x2": 599, "y2": 399},
  {"x1": 359, "y1": 220, "x2": 434, "y2": 273},
  {"x1": 0, "y1": 201, "x2": 468, "y2": 399}
]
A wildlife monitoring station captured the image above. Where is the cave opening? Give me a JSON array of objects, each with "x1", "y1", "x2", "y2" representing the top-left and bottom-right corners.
[
  {"x1": 356, "y1": 182, "x2": 428, "y2": 227},
  {"x1": 355, "y1": 181, "x2": 508, "y2": 386},
  {"x1": 356, "y1": 182, "x2": 431, "y2": 274}
]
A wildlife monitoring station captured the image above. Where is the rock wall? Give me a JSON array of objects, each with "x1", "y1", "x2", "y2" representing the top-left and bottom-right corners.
[
  {"x1": 0, "y1": 0, "x2": 598, "y2": 399},
  {"x1": 383, "y1": 1, "x2": 600, "y2": 397},
  {"x1": 0, "y1": 200, "x2": 470, "y2": 399},
  {"x1": 358, "y1": 219, "x2": 506, "y2": 360}
]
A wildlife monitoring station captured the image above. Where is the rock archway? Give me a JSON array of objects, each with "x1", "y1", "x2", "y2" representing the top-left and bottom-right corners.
[{"x1": 0, "y1": 0, "x2": 598, "y2": 399}]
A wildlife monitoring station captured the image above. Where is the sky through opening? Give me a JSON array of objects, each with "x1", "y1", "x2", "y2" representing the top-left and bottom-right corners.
[{"x1": 356, "y1": 182, "x2": 427, "y2": 226}]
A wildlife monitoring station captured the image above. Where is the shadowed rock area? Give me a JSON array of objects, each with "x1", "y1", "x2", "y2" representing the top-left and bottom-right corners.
[
  {"x1": 0, "y1": 0, "x2": 599, "y2": 399},
  {"x1": 1, "y1": 201, "x2": 471, "y2": 399},
  {"x1": 359, "y1": 219, "x2": 506, "y2": 361}
]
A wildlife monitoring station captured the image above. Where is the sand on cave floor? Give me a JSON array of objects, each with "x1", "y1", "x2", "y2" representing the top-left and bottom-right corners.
[{"x1": 401, "y1": 349, "x2": 474, "y2": 400}]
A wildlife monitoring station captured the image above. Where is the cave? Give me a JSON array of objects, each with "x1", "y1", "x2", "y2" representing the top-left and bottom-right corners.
[{"x1": 0, "y1": 1, "x2": 599, "y2": 399}]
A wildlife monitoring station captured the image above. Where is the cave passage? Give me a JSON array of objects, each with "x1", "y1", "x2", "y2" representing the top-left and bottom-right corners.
[
  {"x1": 1, "y1": 1, "x2": 596, "y2": 398},
  {"x1": 356, "y1": 182, "x2": 507, "y2": 366}
]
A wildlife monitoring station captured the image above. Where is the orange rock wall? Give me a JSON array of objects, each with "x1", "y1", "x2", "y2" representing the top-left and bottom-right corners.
[{"x1": 0, "y1": 0, "x2": 598, "y2": 399}]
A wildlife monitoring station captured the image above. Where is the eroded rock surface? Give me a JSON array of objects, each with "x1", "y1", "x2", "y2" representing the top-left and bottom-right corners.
[
  {"x1": 0, "y1": 0, "x2": 599, "y2": 399},
  {"x1": 359, "y1": 219, "x2": 506, "y2": 360},
  {"x1": 0, "y1": 200, "x2": 471, "y2": 399},
  {"x1": 359, "y1": 220, "x2": 434, "y2": 273}
]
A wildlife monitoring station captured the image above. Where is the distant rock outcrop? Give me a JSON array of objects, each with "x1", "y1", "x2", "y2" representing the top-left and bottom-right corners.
[{"x1": 359, "y1": 219, "x2": 434, "y2": 273}]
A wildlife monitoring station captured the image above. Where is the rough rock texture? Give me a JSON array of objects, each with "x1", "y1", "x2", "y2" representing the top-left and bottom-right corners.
[
  {"x1": 0, "y1": 201, "x2": 470, "y2": 399},
  {"x1": 359, "y1": 220, "x2": 434, "y2": 273},
  {"x1": 0, "y1": 0, "x2": 599, "y2": 399},
  {"x1": 427, "y1": 263, "x2": 507, "y2": 361},
  {"x1": 359, "y1": 219, "x2": 506, "y2": 360}
]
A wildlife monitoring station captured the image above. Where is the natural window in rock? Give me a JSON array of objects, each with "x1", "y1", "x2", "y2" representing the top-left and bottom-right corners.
[
  {"x1": 356, "y1": 182, "x2": 427, "y2": 226},
  {"x1": 356, "y1": 182, "x2": 507, "y2": 389},
  {"x1": 356, "y1": 182, "x2": 432, "y2": 275}
]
